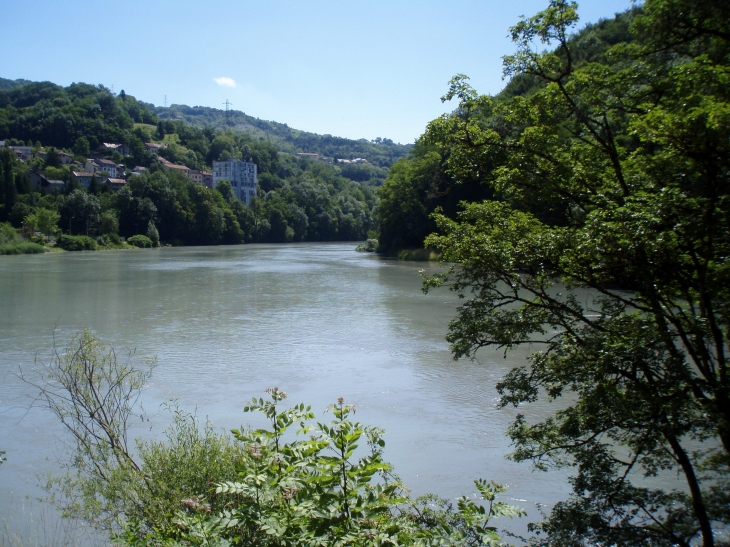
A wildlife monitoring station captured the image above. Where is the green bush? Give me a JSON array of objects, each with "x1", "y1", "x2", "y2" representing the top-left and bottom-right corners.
[
  {"x1": 57, "y1": 234, "x2": 98, "y2": 251},
  {"x1": 0, "y1": 241, "x2": 46, "y2": 255},
  {"x1": 0, "y1": 222, "x2": 18, "y2": 246},
  {"x1": 97, "y1": 233, "x2": 121, "y2": 248},
  {"x1": 355, "y1": 238, "x2": 378, "y2": 252},
  {"x1": 33, "y1": 332, "x2": 524, "y2": 546},
  {"x1": 127, "y1": 235, "x2": 153, "y2": 248}
]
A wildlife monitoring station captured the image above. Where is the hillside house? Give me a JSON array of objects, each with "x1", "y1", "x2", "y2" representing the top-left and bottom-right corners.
[
  {"x1": 188, "y1": 169, "x2": 213, "y2": 187},
  {"x1": 107, "y1": 178, "x2": 127, "y2": 190},
  {"x1": 72, "y1": 171, "x2": 95, "y2": 188},
  {"x1": 159, "y1": 157, "x2": 190, "y2": 176},
  {"x1": 85, "y1": 158, "x2": 118, "y2": 178},
  {"x1": 102, "y1": 142, "x2": 129, "y2": 156},
  {"x1": 144, "y1": 142, "x2": 164, "y2": 154}
]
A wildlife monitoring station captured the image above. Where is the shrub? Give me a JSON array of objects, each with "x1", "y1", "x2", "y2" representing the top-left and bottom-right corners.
[
  {"x1": 97, "y1": 233, "x2": 121, "y2": 248},
  {"x1": 0, "y1": 241, "x2": 46, "y2": 255},
  {"x1": 57, "y1": 234, "x2": 97, "y2": 251},
  {"x1": 0, "y1": 222, "x2": 18, "y2": 246},
  {"x1": 146, "y1": 221, "x2": 159, "y2": 247},
  {"x1": 27, "y1": 332, "x2": 524, "y2": 546},
  {"x1": 355, "y1": 238, "x2": 378, "y2": 252},
  {"x1": 127, "y1": 235, "x2": 153, "y2": 248}
]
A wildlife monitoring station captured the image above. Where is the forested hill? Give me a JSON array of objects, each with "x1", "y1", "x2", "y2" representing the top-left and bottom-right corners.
[
  {"x1": 157, "y1": 104, "x2": 411, "y2": 167},
  {"x1": 0, "y1": 78, "x2": 410, "y2": 168},
  {"x1": 375, "y1": 6, "x2": 643, "y2": 252}
]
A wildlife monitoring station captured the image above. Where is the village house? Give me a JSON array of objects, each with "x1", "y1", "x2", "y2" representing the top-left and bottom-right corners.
[
  {"x1": 102, "y1": 142, "x2": 129, "y2": 156},
  {"x1": 107, "y1": 178, "x2": 127, "y2": 191},
  {"x1": 335, "y1": 158, "x2": 369, "y2": 164},
  {"x1": 72, "y1": 171, "x2": 95, "y2": 188},
  {"x1": 85, "y1": 158, "x2": 118, "y2": 178},
  {"x1": 158, "y1": 157, "x2": 190, "y2": 176},
  {"x1": 28, "y1": 172, "x2": 65, "y2": 193},
  {"x1": 0, "y1": 141, "x2": 32, "y2": 160},
  {"x1": 144, "y1": 142, "x2": 164, "y2": 154},
  {"x1": 9, "y1": 145, "x2": 32, "y2": 161},
  {"x1": 188, "y1": 169, "x2": 213, "y2": 187},
  {"x1": 35, "y1": 149, "x2": 74, "y2": 165}
]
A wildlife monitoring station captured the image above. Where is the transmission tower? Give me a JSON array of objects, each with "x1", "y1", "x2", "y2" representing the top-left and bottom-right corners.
[
  {"x1": 164, "y1": 94, "x2": 167, "y2": 108},
  {"x1": 223, "y1": 99, "x2": 233, "y2": 125}
]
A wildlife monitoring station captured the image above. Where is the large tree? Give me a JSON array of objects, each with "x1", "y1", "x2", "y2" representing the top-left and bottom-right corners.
[
  {"x1": 0, "y1": 147, "x2": 16, "y2": 222},
  {"x1": 423, "y1": 1, "x2": 730, "y2": 546}
]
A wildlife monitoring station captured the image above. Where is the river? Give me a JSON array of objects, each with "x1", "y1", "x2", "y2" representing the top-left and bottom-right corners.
[{"x1": 0, "y1": 243, "x2": 570, "y2": 543}]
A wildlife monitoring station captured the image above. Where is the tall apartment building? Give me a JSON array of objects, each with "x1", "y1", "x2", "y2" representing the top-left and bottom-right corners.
[{"x1": 212, "y1": 159, "x2": 258, "y2": 205}]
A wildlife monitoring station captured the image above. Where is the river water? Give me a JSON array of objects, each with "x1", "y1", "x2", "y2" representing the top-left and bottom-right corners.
[{"x1": 0, "y1": 243, "x2": 570, "y2": 543}]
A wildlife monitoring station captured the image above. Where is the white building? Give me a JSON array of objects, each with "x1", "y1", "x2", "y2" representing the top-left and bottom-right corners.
[{"x1": 212, "y1": 159, "x2": 258, "y2": 205}]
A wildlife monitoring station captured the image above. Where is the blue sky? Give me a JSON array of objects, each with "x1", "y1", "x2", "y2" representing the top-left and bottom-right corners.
[{"x1": 1, "y1": 0, "x2": 634, "y2": 144}]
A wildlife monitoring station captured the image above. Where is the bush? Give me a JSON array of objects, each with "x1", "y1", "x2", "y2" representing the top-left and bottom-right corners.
[
  {"x1": 355, "y1": 238, "x2": 378, "y2": 252},
  {"x1": 28, "y1": 332, "x2": 524, "y2": 546},
  {"x1": 0, "y1": 222, "x2": 18, "y2": 246},
  {"x1": 97, "y1": 233, "x2": 121, "y2": 248},
  {"x1": 57, "y1": 234, "x2": 98, "y2": 251},
  {"x1": 127, "y1": 235, "x2": 153, "y2": 248},
  {"x1": 0, "y1": 241, "x2": 46, "y2": 255}
]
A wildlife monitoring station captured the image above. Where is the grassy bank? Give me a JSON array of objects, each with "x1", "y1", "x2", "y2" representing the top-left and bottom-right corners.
[
  {"x1": 0, "y1": 241, "x2": 47, "y2": 255},
  {"x1": 388, "y1": 247, "x2": 441, "y2": 261}
]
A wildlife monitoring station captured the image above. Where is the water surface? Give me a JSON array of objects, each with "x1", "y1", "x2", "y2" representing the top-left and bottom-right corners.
[{"x1": 0, "y1": 243, "x2": 569, "y2": 541}]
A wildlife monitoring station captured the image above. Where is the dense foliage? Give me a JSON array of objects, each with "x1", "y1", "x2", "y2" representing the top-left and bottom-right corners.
[
  {"x1": 0, "y1": 78, "x2": 391, "y2": 246},
  {"x1": 375, "y1": 7, "x2": 640, "y2": 253},
  {"x1": 28, "y1": 331, "x2": 524, "y2": 546},
  {"x1": 157, "y1": 104, "x2": 412, "y2": 168},
  {"x1": 0, "y1": 81, "x2": 158, "y2": 151},
  {"x1": 420, "y1": 0, "x2": 730, "y2": 546}
]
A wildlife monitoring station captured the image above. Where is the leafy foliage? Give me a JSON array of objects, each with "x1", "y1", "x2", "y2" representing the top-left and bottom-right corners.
[
  {"x1": 156, "y1": 104, "x2": 412, "y2": 168},
  {"x1": 421, "y1": 1, "x2": 730, "y2": 546},
  {"x1": 126, "y1": 234, "x2": 153, "y2": 248},
  {"x1": 27, "y1": 332, "x2": 524, "y2": 546},
  {"x1": 56, "y1": 234, "x2": 97, "y2": 251}
]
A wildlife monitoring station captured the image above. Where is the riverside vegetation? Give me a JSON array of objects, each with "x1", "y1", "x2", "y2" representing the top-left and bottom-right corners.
[
  {"x1": 23, "y1": 330, "x2": 524, "y2": 547},
  {"x1": 0, "y1": 74, "x2": 408, "y2": 251}
]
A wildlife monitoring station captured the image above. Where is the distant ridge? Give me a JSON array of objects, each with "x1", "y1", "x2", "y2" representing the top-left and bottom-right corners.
[
  {"x1": 0, "y1": 76, "x2": 411, "y2": 167},
  {"x1": 0, "y1": 77, "x2": 33, "y2": 91},
  {"x1": 156, "y1": 103, "x2": 410, "y2": 166}
]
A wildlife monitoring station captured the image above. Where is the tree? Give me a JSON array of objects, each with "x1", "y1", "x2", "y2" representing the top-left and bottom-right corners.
[
  {"x1": 73, "y1": 136, "x2": 90, "y2": 157},
  {"x1": 0, "y1": 147, "x2": 16, "y2": 222},
  {"x1": 98, "y1": 210, "x2": 119, "y2": 236},
  {"x1": 422, "y1": 1, "x2": 730, "y2": 546},
  {"x1": 25, "y1": 208, "x2": 60, "y2": 239},
  {"x1": 146, "y1": 220, "x2": 159, "y2": 247},
  {"x1": 215, "y1": 179, "x2": 234, "y2": 201},
  {"x1": 44, "y1": 147, "x2": 61, "y2": 168},
  {"x1": 62, "y1": 189, "x2": 101, "y2": 236}
]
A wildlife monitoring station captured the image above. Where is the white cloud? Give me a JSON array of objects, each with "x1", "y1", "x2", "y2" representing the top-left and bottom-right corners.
[{"x1": 214, "y1": 77, "x2": 237, "y2": 88}]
